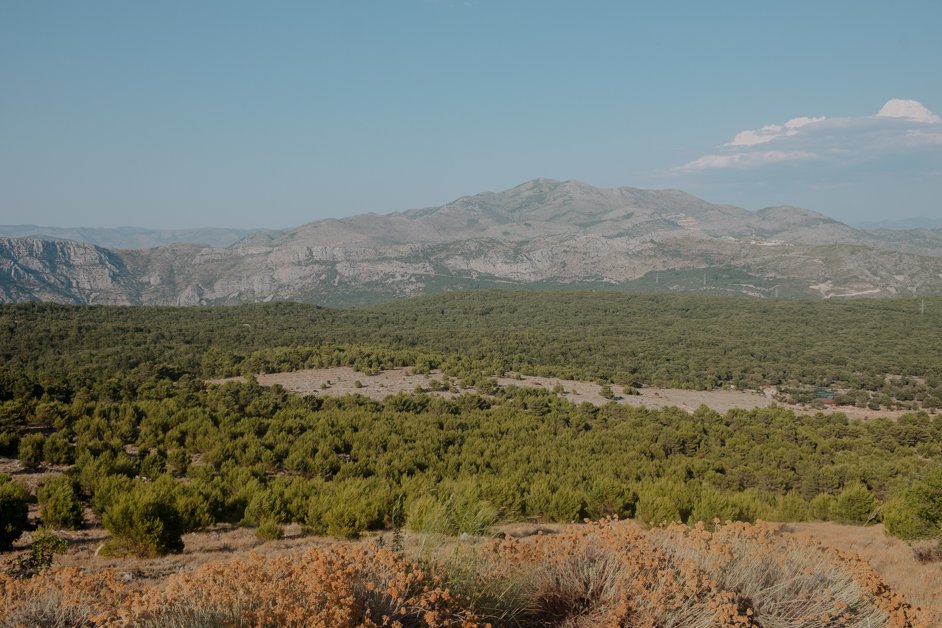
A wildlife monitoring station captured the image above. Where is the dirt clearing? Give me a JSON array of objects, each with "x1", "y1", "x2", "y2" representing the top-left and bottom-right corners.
[{"x1": 210, "y1": 367, "x2": 914, "y2": 419}]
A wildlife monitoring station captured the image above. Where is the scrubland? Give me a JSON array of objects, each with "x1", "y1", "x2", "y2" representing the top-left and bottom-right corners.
[
  {"x1": 2, "y1": 293, "x2": 942, "y2": 625},
  {"x1": 1, "y1": 519, "x2": 933, "y2": 627}
]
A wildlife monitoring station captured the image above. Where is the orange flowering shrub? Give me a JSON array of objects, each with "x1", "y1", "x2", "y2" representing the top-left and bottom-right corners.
[
  {"x1": 440, "y1": 517, "x2": 752, "y2": 626},
  {"x1": 0, "y1": 568, "x2": 132, "y2": 626},
  {"x1": 1, "y1": 546, "x2": 474, "y2": 627},
  {"x1": 128, "y1": 545, "x2": 475, "y2": 627},
  {"x1": 0, "y1": 520, "x2": 928, "y2": 627}
]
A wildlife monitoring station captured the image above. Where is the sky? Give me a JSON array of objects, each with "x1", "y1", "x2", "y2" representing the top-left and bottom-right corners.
[{"x1": 1, "y1": 0, "x2": 941, "y2": 229}]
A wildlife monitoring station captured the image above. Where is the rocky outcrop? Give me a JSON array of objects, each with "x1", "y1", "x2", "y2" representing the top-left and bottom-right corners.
[{"x1": 0, "y1": 238, "x2": 137, "y2": 304}]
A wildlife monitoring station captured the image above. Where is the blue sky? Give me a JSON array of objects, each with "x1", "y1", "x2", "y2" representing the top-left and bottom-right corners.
[{"x1": 2, "y1": 1, "x2": 940, "y2": 229}]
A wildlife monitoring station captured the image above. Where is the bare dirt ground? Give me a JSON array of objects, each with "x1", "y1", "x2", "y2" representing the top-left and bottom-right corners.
[
  {"x1": 783, "y1": 522, "x2": 942, "y2": 622},
  {"x1": 0, "y1": 521, "x2": 334, "y2": 584},
  {"x1": 209, "y1": 366, "x2": 914, "y2": 420}
]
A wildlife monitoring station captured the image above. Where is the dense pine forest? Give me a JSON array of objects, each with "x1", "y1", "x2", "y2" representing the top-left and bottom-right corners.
[
  {"x1": 2, "y1": 291, "x2": 942, "y2": 626},
  {"x1": 4, "y1": 291, "x2": 942, "y2": 398},
  {"x1": 1, "y1": 291, "x2": 941, "y2": 555}
]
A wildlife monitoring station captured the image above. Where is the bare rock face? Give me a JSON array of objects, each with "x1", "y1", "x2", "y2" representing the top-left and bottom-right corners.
[
  {"x1": 0, "y1": 238, "x2": 137, "y2": 304},
  {"x1": 2, "y1": 179, "x2": 941, "y2": 306}
]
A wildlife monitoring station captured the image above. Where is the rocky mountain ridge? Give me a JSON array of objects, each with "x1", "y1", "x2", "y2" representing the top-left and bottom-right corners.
[
  {"x1": 2, "y1": 179, "x2": 941, "y2": 305},
  {"x1": 0, "y1": 225, "x2": 263, "y2": 249}
]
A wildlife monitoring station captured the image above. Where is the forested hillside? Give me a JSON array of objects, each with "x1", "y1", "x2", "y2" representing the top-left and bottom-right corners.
[{"x1": 4, "y1": 291, "x2": 942, "y2": 403}]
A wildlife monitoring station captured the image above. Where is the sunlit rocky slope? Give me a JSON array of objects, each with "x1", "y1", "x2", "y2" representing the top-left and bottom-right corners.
[{"x1": 2, "y1": 179, "x2": 942, "y2": 305}]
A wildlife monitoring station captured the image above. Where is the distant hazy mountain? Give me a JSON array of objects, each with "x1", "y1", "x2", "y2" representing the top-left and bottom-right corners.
[
  {"x1": 0, "y1": 225, "x2": 261, "y2": 249},
  {"x1": 2, "y1": 179, "x2": 942, "y2": 306},
  {"x1": 856, "y1": 217, "x2": 942, "y2": 230}
]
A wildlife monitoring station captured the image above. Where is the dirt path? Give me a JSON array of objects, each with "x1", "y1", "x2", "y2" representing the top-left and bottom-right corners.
[{"x1": 209, "y1": 367, "x2": 915, "y2": 420}]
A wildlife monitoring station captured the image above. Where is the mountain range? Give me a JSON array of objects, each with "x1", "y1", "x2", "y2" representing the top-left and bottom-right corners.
[
  {"x1": 0, "y1": 225, "x2": 260, "y2": 249},
  {"x1": 2, "y1": 178, "x2": 941, "y2": 306}
]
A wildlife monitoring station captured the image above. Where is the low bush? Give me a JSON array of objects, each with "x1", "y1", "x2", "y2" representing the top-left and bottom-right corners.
[
  {"x1": 101, "y1": 489, "x2": 184, "y2": 557},
  {"x1": 17, "y1": 433, "x2": 45, "y2": 470},
  {"x1": 884, "y1": 469, "x2": 942, "y2": 540},
  {"x1": 255, "y1": 518, "x2": 284, "y2": 541},
  {"x1": 769, "y1": 492, "x2": 810, "y2": 522},
  {"x1": 37, "y1": 475, "x2": 84, "y2": 530},
  {"x1": 42, "y1": 432, "x2": 73, "y2": 465},
  {"x1": 307, "y1": 479, "x2": 391, "y2": 538},
  {"x1": 809, "y1": 493, "x2": 836, "y2": 521},
  {"x1": 0, "y1": 473, "x2": 30, "y2": 551},
  {"x1": 831, "y1": 484, "x2": 879, "y2": 525},
  {"x1": 0, "y1": 430, "x2": 19, "y2": 456},
  {"x1": 7, "y1": 531, "x2": 68, "y2": 579},
  {"x1": 407, "y1": 491, "x2": 498, "y2": 536},
  {"x1": 634, "y1": 479, "x2": 694, "y2": 527}
]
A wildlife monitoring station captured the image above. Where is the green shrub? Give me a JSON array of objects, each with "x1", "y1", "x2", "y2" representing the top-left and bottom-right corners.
[
  {"x1": 634, "y1": 479, "x2": 694, "y2": 527},
  {"x1": 406, "y1": 495, "x2": 450, "y2": 535},
  {"x1": 139, "y1": 451, "x2": 166, "y2": 478},
  {"x1": 166, "y1": 448, "x2": 189, "y2": 476},
  {"x1": 831, "y1": 484, "x2": 878, "y2": 525},
  {"x1": 0, "y1": 430, "x2": 19, "y2": 456},
  {"x1": 407, "y1": 485, "x2": 499, "y2": 536},
  {"x1": 307, "y1": 478, "x2": 391, "y2": 539},
  {"x1": 525, "y1": 480, "x2": 586, "y2": 523},
  {"x1": 809, "y1": 494, "x2": 836, "y2": 521},
  {"x1": 102, "y1": 490, "x2": 184, "y2": 557},
  {"x1": 322, "y1": 501, "x2": 376, "y2": 538},
  {"x1": 37, "y1": 475, "x2": 84, "y2": 530},
  {"x1": 584, "y1": 480, "x2": 636, "y2": 520},
  {"x1": 8, "y1": 531, "x2": 68, "y2": 579},
  {"x1": 91, "y1": 474, "x2": 135, "y2": 516},
  {"x1": 635, "y1": 494, "x2": 681, "y2": 527},
  {"x1": 883, "y1": 469, "x2": 942, "y2": 540},
  {"x1": 0, "y1": 474, "x2": 30, "y2": 550},
  {"x1": 18, "y1": 433, "x2": 45, "y2": 469},
  {"x1": 546, "y1": 487, "x2": 584, "y2": 523},
  {"x1": 243, "y1": 489, "x2": 285, "y2": 526},
  {"x1": 769, "y1": 492, "x2": 809, "y2": 522},
  {"x1": 255, "y1": 518, "x2": 284, "y2": 541},
  {"x1": 173, "y1": 481, "x2": 218, "y2": 532},
  {"x1": 42, "y1": 431, "x2": 74, "y2": 465},
  {"x1": 688, "y1": 486, "x2": 757, "y2": 526},
  {"x1": 323, "y1": 494, "x2": 388, "y2": 539},
  {"x1": 883, "y1": 498, "x2": 927, "y2": 541}
]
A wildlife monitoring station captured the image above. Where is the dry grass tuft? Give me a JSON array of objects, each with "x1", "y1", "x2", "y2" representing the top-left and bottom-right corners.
[
  {"x1": 653, "y1": 520, "x2": 918, "y2": 627},
  {"x1": 912, "y1": 540, "x2": 942, "y2": 565}
]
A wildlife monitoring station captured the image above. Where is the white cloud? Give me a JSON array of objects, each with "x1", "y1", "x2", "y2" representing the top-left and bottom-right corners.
[
  {"x1": 728, "y1": 116, "x2": 826, "y2": 147},
  {"x1": 679, "y1": 99, "x2": 941, "y2": 172},
  {"x1": 877, "y1": 99, "x2": 941, "y2": 123},
  {"x1": 680, "y1": 150, "x2": 817, "y2": 171}
]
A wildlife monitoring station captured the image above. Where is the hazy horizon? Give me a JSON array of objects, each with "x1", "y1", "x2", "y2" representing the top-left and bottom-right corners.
[
  {"x1": 2, "y1": 1, "x2": 941, "y2": 229},
  {"x1": 2, "y1": 176, "x2": 941, "y2": 234}
]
